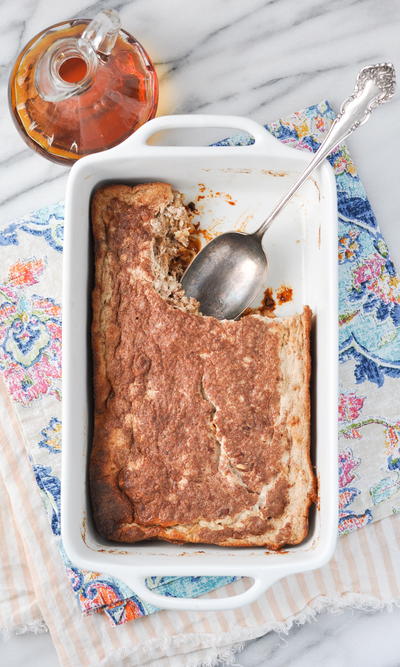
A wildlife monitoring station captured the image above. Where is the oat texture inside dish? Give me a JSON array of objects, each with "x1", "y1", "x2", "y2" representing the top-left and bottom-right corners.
[{"x1": 90, "y1": 182, "x2": 315, "y2": 549}]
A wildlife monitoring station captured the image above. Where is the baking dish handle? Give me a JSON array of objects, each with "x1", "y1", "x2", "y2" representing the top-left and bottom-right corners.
[
  {"x1": 123, "y1": 574, "x2": 279, "y2": 611},
  {"x1": 112, "y1": 114, "x2": 279, "y2": 154}
]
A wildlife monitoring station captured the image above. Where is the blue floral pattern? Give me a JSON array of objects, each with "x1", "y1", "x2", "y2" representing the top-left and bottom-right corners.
[
  {"x1": 33, "y1": 464, "x2": 61, "y2": 536},
  {"x1": 0, "y1": 202, "x2": 64, "y2": 252},
  {"x1": 38, "y1": 417, "x2": 62, "y2": 454}
]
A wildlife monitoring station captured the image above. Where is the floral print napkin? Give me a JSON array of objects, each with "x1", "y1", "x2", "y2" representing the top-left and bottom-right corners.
[{"x1": 0, "y1": 101, "x2": 399, "y2": 626}]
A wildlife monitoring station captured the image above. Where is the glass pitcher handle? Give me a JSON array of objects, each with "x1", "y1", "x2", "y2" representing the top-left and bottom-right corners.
[{"x1": 81, "y1": 9, "x2": 121, "y2": 56}]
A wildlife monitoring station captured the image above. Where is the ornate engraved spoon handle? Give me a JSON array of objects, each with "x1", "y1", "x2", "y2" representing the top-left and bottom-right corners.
[
  {"x1": 316, "y1": 62, "x2": 396, "y2": 158},
  {"x1": 255, "y1": 63, "x2": 396, "y2": 239}
]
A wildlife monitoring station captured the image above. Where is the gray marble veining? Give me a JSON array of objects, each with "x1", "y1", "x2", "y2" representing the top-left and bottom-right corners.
[{"x1": 237, "y1": 606, "x2": 400, "y2": 667}]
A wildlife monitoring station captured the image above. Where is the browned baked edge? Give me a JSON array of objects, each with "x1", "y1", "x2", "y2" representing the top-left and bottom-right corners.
[{"x1": 90, "y1": 183, "x2": 316, "y2": 549}]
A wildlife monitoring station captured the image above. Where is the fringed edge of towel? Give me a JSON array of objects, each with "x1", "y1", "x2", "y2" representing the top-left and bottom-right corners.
[
  {"x1": 0, "y1": 619, "x2": 48, "y2": 641},
  {"x1": 98, "y1": 593, "x2": 400, "y2": 666},
  {"x1": 198, "y1": 593, "x2": 400, "y2": 667}
]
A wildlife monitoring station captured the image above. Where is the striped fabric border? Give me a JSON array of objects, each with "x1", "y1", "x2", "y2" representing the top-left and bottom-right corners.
[
  {"x1": 0, "y1": 375, "x2": 399, "y2": 666},
  {"x1": 0, "y1": 474, "x2": 44, "y2": 637}
]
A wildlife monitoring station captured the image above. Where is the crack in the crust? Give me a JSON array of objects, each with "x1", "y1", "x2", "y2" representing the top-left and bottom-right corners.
[
  {"x1": 99, "y1": 251, "x2": 117, "y2": 411},
  {"x1": 199, "y1": 373, "x2": 220, "y2": 466},
  {"x1": 199, "y1": 373, "x2": 253, "y2": 493}
]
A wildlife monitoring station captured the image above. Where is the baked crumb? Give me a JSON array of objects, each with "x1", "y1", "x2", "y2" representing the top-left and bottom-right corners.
[{"x1": 90, "y1": 183, "x2": 315, "y2": 549}]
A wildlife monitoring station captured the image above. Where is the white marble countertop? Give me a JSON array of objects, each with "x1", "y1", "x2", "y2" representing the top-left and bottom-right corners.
[
  {"x1": 3, "y1": 605, "x2": 400, "y2": 666},
  {"x1": 1, "y1": 0, "x2": 400, "y2": 665}
]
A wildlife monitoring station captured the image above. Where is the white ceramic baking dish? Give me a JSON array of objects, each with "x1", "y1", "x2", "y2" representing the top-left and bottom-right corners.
[{"x1": 62, "y1": 114, "x2": 338, "y2": 611}]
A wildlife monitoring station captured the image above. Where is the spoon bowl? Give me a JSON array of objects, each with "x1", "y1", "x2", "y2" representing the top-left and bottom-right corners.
[
  {"x1": 182, "y1": 231, "x2": 268, "y2": 319},
  {"x1": 181, "y1": 63, "x2": 395, "y2": 319}
]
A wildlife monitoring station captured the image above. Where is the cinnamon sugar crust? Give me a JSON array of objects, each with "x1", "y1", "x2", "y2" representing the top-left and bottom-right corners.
[{"x1": 90, "y1": 183, "x2": 315, "y2": 549}]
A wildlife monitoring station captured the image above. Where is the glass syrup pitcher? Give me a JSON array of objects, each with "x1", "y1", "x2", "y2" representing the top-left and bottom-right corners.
[{"x1": 8, "y1": 9, "x2": 158, "y2": 165}]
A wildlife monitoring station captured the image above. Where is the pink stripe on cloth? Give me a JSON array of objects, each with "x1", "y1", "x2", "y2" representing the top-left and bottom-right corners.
[
  {"x1": 380, "y1": 518, "x2": 400, "y2": 597},
  {"x1": 0, "y1": 474, "x2": 44, "y2": 637},
  {"x1": 358, "y1": 526, "x2": 383, "y2": 599}
]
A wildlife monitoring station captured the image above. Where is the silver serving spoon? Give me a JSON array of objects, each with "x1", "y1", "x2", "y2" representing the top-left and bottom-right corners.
[{"x1": 182, "y1": 63, "x2": 396, "y2": 319}]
